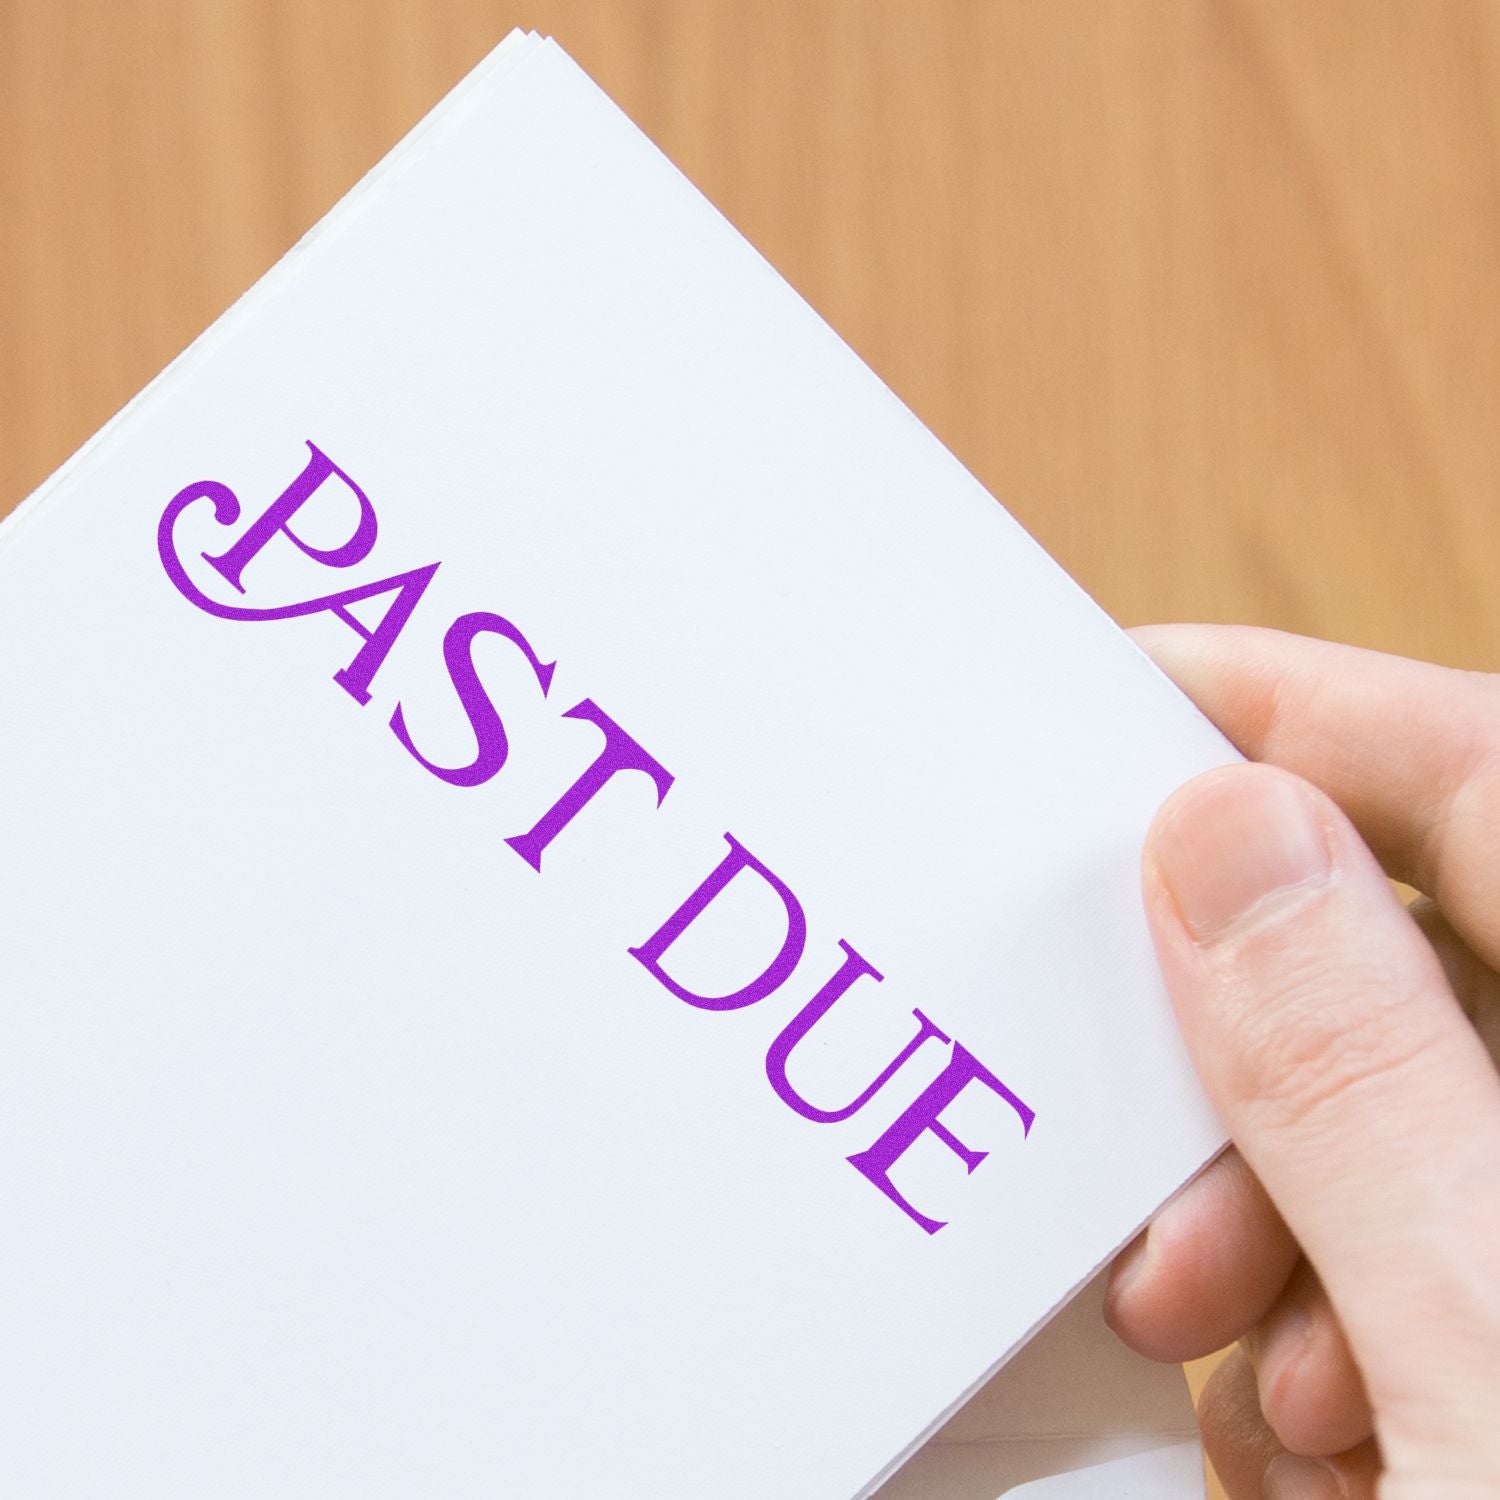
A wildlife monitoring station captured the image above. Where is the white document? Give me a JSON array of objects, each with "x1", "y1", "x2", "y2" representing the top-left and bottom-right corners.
[
  {"x1": 0, "y1": 30, "x2": 1225, "y2": 1498},
  {"x1": 876, "y1": 1271, "x2": 1203, "y2": 1496}
]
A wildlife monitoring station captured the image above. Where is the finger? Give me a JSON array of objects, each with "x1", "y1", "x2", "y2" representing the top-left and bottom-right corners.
[
  {"x1": 1198, "y1": 1347, "x2": 1286, "y2": 1500},
  {"x1": 1106, "y1": 1147, "x2": 1299, "y2": 1361},
  {"x1": 1130, "y1": 623, "x2": 1500, "y2": 971},
  {"x1": 1145, "y1": 762, "x2": 1500, "y2": 1470},
  {"x1": 1199, "y1": 1346, "x2": 1381, "y2": 1500},
  {"x1": 1409, "y1": 898, "x2": 1500, "y2": 1064},
  {"x1": 1243, "y1": 1260, "x2": 1372, "y2": 1458}
]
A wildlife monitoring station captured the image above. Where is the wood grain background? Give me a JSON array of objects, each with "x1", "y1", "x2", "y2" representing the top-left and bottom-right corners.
[{"x1": 5, "y1": 3, "x2": 1498, "y2": 1494}]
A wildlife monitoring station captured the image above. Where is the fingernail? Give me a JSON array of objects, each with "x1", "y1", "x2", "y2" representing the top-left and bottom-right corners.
[
  {"x1": 1153, "y1": 771, "x2": 1332, "y2": 942},
  {"x1": 1250, "y1": 1300, "x2": 1312, "y2": 1384},
  {"x1": 1263, "y1": 1453, "x2": 1344, "y2": 1500}
]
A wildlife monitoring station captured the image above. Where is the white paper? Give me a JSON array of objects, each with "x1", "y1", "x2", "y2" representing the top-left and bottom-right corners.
[
  {"x1": 1011, "y1": 1441, "x2": 1206, "y2": 1499},
  {"x1": 0, "y1": 31, "x2": 1224, "y2": 1498},
  {"x1": 879, "y1": 1272, "x2": 1203, "y2": 1496}
]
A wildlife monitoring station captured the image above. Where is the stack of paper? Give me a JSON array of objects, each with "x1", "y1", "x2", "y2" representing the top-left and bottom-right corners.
[{"x1": 0, "y1": 30, "x2": 1228, "y2": 1497}]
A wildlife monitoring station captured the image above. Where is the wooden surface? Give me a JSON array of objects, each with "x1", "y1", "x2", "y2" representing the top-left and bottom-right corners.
[
  {"x1": 5, "y1": 3, "x2": 1499, "y2": 1494},
  {"x1": 4, "y1": 0, "x2": 1498, "y2": 671}
]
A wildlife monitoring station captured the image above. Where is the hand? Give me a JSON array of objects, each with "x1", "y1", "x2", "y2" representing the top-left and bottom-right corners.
[{"x1": 1104, "y1": 625, "x2": 1500, "y2": 1500}]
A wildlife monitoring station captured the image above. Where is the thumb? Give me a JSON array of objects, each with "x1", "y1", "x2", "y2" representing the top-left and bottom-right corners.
[{"x1": 1145, "y1": 763, "x2": 1500, "y2": 1479}]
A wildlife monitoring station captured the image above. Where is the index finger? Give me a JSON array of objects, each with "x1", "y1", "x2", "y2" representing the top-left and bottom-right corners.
[{"x1": 1130, "y1": 624, "x2": 1500, "y2": 970}]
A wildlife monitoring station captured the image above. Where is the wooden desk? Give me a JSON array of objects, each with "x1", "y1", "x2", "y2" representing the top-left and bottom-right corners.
[{"x1": 5, "y1": 5, "x2": 1498, "y2": 1494}]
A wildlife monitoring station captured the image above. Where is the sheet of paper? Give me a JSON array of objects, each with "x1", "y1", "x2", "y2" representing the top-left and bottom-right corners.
[
  {"x1": 880, "y1": 1272, "x2": 1204, "y2": 1496},
  {"x1": 1012, "y1": 1441, "x2": 1206, "y2": 1499},
  {"x1": 0, "y1": 30, "x2": 1227, "y2": 1498}
]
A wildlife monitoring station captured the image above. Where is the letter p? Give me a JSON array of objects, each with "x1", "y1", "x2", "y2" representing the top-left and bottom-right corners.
[{"x1": 202, "y1": 441, "x2": 378, "y2": 593}]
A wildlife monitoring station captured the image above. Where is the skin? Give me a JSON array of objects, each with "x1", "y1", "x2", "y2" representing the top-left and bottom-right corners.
[{"x1": 1104, "y1": 624, "x2": 1500, "y2": 1500}]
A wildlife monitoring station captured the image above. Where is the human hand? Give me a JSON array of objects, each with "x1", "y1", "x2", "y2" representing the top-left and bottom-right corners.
[{"x1": 1105, "y1": 625, "x2": 1500, "y2": 1500}]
